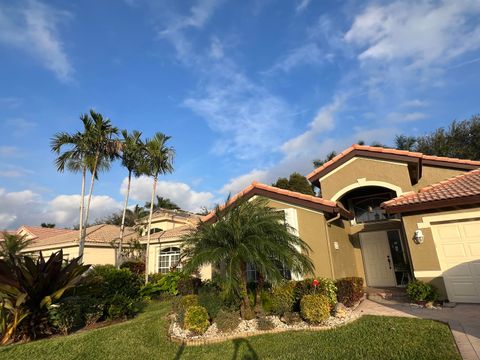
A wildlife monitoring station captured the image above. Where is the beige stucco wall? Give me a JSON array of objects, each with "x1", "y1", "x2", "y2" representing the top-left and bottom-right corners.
[
  {"x1": 328, "y1": 219, "x2": 362, "y2": 280},
  {"x1": 266, "y1": 199, "x2": 334, "y2": 279},
  {"x1": 319, "y1": 158, "x2": 470, "y2": 201},
  {"x1": 413, "y1": 166, "x2": 466, "y2": 190},
  {"x1": 23, "y1": 245, "x2": 116, "y2": 266},
  {"x1": 401, "y1": 206, "x2": 480, "y2": 300},
  {"x1": 319, "y1": 158, "x2": 412, "y2": 200}
]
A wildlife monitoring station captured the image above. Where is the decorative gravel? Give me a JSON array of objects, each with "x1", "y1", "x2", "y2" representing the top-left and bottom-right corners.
[{"x1": 169, "y1": 305, "x2": 359, "y2": 344}]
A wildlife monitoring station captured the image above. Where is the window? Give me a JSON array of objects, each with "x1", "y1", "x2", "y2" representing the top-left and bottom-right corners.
[
  {"x1": 150, "y1": 228, "x2": 163, "y2": 235},
  {"x1": 350, "y1": 193, "x2": 396, "y2": 223},
  {"x1": 158, "y1": 247, "x2": 181, "y2": 274}
]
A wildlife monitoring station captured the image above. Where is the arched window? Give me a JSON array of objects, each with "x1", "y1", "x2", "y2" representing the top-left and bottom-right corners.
[{"x1": 158, "y1": 247, "x2": 181, "y2": 274}]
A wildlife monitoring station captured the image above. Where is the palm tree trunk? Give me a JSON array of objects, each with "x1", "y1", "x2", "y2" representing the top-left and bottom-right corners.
[
  {"x1": 117, "y1": 170, "x2": 132, "y2": 268},
  {"x1": 145, "y1": 175, "x2": 157, "y2": 284},
  {"x1": 240, "y1": 262, "x2": 254, "y2": 319},
  {"x1": 78, "y1": 166, "x2": 86, "y2": 247},
  {"x1": 80, "y1": 152, "x2": 99, "y2": 261}
]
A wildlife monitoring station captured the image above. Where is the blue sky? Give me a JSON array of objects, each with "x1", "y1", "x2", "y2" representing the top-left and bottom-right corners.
[{"x1": 1, "y1": 0, "x2": 480, "y2": 228}]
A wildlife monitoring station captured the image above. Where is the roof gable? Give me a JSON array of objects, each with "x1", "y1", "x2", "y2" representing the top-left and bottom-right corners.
[
  {"x1": 307, "y1": 145, "x2": 480, "y2": 186},
  {"x1": 202, "y1": 182, "x2": 352, "y2": 223}
]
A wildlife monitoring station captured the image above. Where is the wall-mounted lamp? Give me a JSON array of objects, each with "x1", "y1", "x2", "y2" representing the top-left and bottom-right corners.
[{"x1": 413, "y1": 229, "x2": 424, "y2": 244}]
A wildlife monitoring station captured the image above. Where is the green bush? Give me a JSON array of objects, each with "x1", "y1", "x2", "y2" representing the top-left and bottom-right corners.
[
  {"x1": 48, "y1": 298, "x2": 83, "y2": 335},
  {"x1": 300, "y1": 294, "x2": 331, "y2": 324},
  {"x1": 148, "y1": 273, "x2": 164, "y2": 283},
  {"x1": 214, "y1": 310, "x2": 241, "y2": 333},
  {"x1": 120, "y1": 261, "x2": 145, "y2": 275},
  {"x1": 270, "y1": 282, "x2": 296, "y2": 315},
  {"x1": 177, "y1": 276, "x2": 202, "y2": 295},
  {"x1": 183, "y1": 306, "x2": 210, "y2": 335},
  {"x1": 257, "y1": 316, "x2": 275, "y2": 331},
  {"x1": 335, "y1": 277, "x2": 364, "y2": 307},
  {"x1": 140, "y1": 271, "x2": 182, "y2": 298},
  {"x1": 91, "y1": 265, "x2": 143, "y2": 300},
  {"x1": 294, "y1": 278, "x2": 337, "y2": 309},
  {"x1": 198, "y1": 290, "x2": 223, "y2": 319},
  {"x1": 281, "y1": 311, "x2": 301, "y2": 325},
  {"x1": 406, "y1": 280, "x2": 438, "y2": 302},
  {"x1": 107, "y1": 295, "x2": 140, "y2": 320},
  {"x1": 259, "y1": 291, "x2": 274, "y2": 314}
]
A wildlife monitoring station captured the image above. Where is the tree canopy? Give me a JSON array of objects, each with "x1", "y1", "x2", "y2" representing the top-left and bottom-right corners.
[{"x1": 272, "y1": 172, "x2": 315, "y2": 196}]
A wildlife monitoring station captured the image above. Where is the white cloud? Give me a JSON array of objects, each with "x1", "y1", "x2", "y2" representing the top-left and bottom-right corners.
[
  {"x1": 184, "y1": 60, "x2": 294, "y2": 160},
  {"x1": 386, "y1": 112, "x2": 428, "y2": 123},
  {"x1": 0, "y1": 0, "x2": 73, "y2": 81},
  {"x1": 403, "y1": 99, "x2": 427, "y2": 108},
  {"x1": 158, "y1": 0, "x2": 222, "y2": 61},
  {"x1": 0, "y1": 146, "x2": 20, "y2": 157},
  {"x1": 220, "y1": 169, "x2": 269, "y2": 195},
  {"x1": 296, "y1": 0, "x2": 311, "y2": 13},
  {"x1": 122, "y1": 176, "x2": 214, "y2": 212},
  {"x1": 3, "y1": 118, "x2": 37, "y2": 136},
  {"x1": 48, "y1": 195, "x2": 122, "y2": 227},
  {"x1": 0, "y1": 164, "x2": 33, "y2": 178},
  {"x1": 345, "y1": 1, "x2": 480, "y2": 68},
  {"x1": 0, "y1": 187, "x2": 122, "y2": 229},
  {"x1": 267, "y1": 43, "x2": 325, "y2": 73}
]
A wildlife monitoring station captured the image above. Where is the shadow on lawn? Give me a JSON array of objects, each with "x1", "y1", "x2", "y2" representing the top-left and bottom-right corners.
[{"x1": 231, "y1": 338, "x2": 259, "y2": 360}]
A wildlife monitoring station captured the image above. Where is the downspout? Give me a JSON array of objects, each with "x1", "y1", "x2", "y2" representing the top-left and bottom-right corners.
[{"x1": 324, "y1": 212, "x2": 341, "y2": 280}]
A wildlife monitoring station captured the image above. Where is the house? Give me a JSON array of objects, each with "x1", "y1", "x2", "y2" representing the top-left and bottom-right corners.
[
  {"x1": 3, "y1": 224, "x2": 138, "y2": 266},
  {"x1": 187, "y1": 145, "x2": 480, "y2": 303}
]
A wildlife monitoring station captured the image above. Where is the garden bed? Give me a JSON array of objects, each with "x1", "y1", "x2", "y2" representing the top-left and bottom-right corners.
[{"x1": 169, "y1": 302, "x2": 361, "y2": 345}]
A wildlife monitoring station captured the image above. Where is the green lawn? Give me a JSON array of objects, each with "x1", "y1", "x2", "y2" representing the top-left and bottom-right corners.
[{"x1": 0, "y1": 301, "x2": 460, "y2": 360}]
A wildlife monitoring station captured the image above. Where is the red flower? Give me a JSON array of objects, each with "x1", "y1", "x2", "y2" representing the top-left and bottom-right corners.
[{"x1": 312, "y1": 279, "x2": 319, "y2": 287}]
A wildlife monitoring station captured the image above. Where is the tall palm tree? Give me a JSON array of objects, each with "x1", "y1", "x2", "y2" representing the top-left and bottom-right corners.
[
  {"x1": 51, "y1": 124, "x2": 93, "y2": 248},
  {"x1": 143, "y1": 132, "x2": 174, "y2": 283},
  {"x1": 117, "y1": 130, "x2": 144, "y2": 267},
  {"x1": 144, "y1": 195, "x2": 180, "y2": 211},
  {"x1": 79, "y1": 111, "x2": 118, "y2": 260},
  {"x1": 0, "y1": 232, "x2": 31, "y2": 265},
  {"x1": 182, "y1": 197, "x2": 315, "y2": 319}
]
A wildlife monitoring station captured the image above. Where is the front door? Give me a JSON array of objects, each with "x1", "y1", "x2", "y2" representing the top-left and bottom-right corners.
[{"x1": 360, "y1": 231, "x2": 397, "y2": 287}]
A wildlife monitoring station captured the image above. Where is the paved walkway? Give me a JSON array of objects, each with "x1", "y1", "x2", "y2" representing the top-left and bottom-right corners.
[{"x1": 355, "y1": 299, "x2": 480, "y2": 360}]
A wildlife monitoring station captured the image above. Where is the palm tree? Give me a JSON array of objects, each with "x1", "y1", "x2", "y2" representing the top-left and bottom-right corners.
[
  {"x1": 117, "y1": 130, "x2": 144, "y2": 267},
  {"x1": 80, "y1": 110, "x2": 118, "y2": 260},
  {"x1": 0, "y1": 232, "x2": 31, "y2": 264},
  {"x1": 182, "y1": 197, "x2": 315, "y2": 319},
  {"x1": 144, "y1": 195, "x2": 180, "y2": 211},
  {"x1": 51, "y1": 126, "x2": 93, "y2": 249},
  {"x1": 142, "y1": 132, "x2": 175, "y2": 283}
]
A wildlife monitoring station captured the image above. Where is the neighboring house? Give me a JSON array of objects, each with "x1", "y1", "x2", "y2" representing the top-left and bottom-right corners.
[
  {"x1": 2, "y1": 224, "x2": 138, "y2": 266},
  {"x1": 187, "y1": 144, "x2": 480, "y2": 303},
  {"x1": 136, "y1": 209, "x2": 210, "y2": 277}
]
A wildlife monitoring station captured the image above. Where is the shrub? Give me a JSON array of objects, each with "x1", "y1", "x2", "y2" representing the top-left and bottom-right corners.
[
  {"x1": 148, "y1": 273, "x2": 164, "y2": 283},
  {"x1": 177, "y1": 276, "x2": 202, "y2": 295},
  {"x1": 120, "y1": 261, "x2": 145, "y2": 275},
  {"x1": 198, "y1": 290, "x2": 223, "y2": 319},
  {"x1": 270, "y1": 281, "x2": 296, "y2": 315},
  {"x1": 91, "y1": 265, "x2": 143, "y2": 300},
  {"x1": 48, "y1": 298, "x2": 82, "y2": 335},
  {"x1": 300, "y1": 294, "x2": 331, "y2": 324},
  {"x1": 406, "y1": 280, "x2": 438, "y2": 302},
  {"x1": 214, "y1": 310, "x2": 241, "y2": 333},
  {"x1": 257, "y1": 316, "x2": 275, "y2": 331},
  {"x1": 178, "y1": 295, "x2": 200, "y2": 312},
  {"x1": 107, "y1": 295, "x2": 139, "y2": 320},
  {"x1": 335, "y1": 277, "x2": 364, "y2": 307},
  {"x1": 259, "y1": 291, "x2": 274, "y2": 315},
  {"x1": 183, "y1": 306, "x2": 210, "y2": 335},
  {"x1": 294, "y1": 278, "x2": 337, "y2": 309},
  {"x1": 281, "y1": 311, "x2": 301, "y2": 325},
  {"x1": 140, "y1": 271, "x2": 182, "y2": 299}
]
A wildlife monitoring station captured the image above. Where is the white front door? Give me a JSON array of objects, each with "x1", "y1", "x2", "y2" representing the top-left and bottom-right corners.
[{"x1": 360, "y1": 231, "x2": 397, "y2": 287}]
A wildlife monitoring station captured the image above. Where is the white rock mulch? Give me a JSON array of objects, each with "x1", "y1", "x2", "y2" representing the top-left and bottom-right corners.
[{"x1": 169, "y1": 306, "x2": 359, "y2": 344}]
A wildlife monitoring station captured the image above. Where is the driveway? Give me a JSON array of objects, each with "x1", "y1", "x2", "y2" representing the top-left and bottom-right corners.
[{"x1": 355, "y1": 299, "x2": 480, "y2": 360}]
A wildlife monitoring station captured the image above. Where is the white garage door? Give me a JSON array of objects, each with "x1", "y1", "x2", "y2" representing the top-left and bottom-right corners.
[{"x1": 432, "y1": 220, "x2": 480, "y2": 303}]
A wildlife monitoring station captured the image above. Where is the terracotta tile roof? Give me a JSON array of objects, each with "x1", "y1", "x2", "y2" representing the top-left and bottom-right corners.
[
  {"x1": 307, "y1": 144, "x2": 480, "y2": 183},
  {"x1": 26, "y1": 224, "x2": 138, "y2": 248},
  {"x1": 18, "y1": 226, "x2": 75, "y2": 240},
  {"x1": 202, "y1": 182, "x2": 352, "y2": 223},
  {"x1": 382, "y1": 169, "x2": 480, "y2": 213},
  {"x1": 138, "y1": 225, "x2": 195, "y2": 243}
]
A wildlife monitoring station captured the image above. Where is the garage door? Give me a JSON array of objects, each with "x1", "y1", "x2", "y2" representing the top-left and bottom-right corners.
[{"x1": 432, "y1": 220, "x2": 480, "y2": 303}]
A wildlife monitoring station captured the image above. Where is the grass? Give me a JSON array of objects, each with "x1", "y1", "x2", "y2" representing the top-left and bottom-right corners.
[{"x1": 0, "y1": 301, "x2": 460, "y2": 360}]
